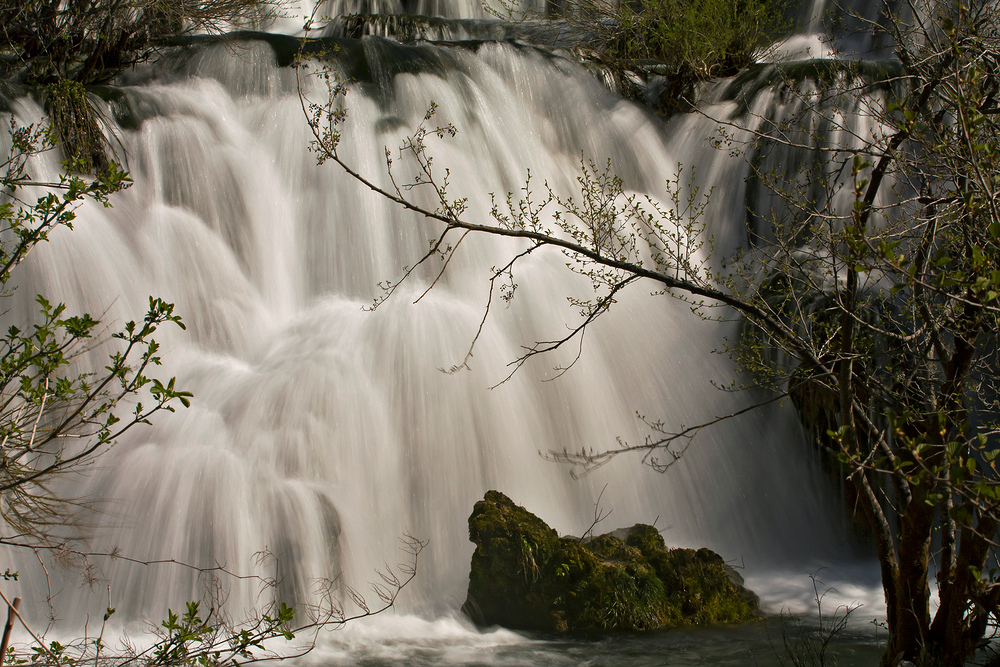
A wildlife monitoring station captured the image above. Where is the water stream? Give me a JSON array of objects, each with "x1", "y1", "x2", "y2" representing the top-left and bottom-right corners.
[{"x1": 1, "y1": 0, "x2": 890, "y2": 663}]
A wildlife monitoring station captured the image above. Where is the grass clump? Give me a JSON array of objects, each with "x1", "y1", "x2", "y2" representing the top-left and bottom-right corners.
[
  {"x1": 559, "y1": 0, "x2": 788, "y2": 110},
  {"x1": 608, "y1": 0, "x2": 785, "y2": 79}
]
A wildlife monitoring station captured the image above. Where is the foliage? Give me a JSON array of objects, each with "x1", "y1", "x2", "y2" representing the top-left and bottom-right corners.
[
  {"x1": 41, "y1": 81, "x2": 109, "y2": 176},
  {"x1": 729, "y1": 2, "x2": 1000, "y2": 663},
  {"x1": 0, "y1": 0, "x2": 282, "y2": 170},
  {"x1": 0, "y1": 595, "x2": 298, "y2": 667},
  {"x1": 0, "y1": 536, "x2": 423, "y2": 667},
  {"x1": 601, "y1": 0, "x2": 785, "y2": 80},
  {"x1": 534, "y1": 0, "x2": 788, "y2": 110},
  {"x1": 0, "y1": 0, "x2": 281, "y2": 86}
]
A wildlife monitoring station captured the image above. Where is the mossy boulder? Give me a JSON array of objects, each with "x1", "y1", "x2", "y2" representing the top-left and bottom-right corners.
[{"x1": 462, "y1": 490, "x2": 760, "y2": 633}]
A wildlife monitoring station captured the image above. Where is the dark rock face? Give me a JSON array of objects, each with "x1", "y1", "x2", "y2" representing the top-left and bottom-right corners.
[{"x1": 462, "y1": 490, "x2": 760, "y2": 633}]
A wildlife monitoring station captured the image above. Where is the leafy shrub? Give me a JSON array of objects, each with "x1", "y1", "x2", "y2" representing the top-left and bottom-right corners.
[
  {"x1": 608, "y1": 0, "x2": 786, "y2": 79},
  {"x1": 558, "y1": 0, "x2": 787, "y2": 110}
]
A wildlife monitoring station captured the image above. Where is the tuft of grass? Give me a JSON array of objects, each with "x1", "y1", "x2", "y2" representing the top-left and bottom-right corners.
[
  {"x1": 609, "y1": 0, "x2": 786, "y2": 79},
  {"x1": 44, "y1": 79, "x2": 109, "y2": 173},
  {"x1": 558, "y1": 0, "x2": 789, "y2": 111}
]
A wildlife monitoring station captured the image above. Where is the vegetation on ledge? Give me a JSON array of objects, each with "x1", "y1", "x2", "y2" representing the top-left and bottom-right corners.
[
  {"x1": 0, "y1": 0, "x2": 278, "y2": 170},
  {"x1": 545, "y1": 0, "x2": 789, "y2": 112}
]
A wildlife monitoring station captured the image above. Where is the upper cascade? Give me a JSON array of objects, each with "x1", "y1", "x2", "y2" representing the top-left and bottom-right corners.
[{"x1": 264, "y1": 0, "x2": 546, "y2": 33}]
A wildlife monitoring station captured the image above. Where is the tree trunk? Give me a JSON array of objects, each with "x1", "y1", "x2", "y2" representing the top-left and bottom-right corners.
[
  {"x1": 929, "y1": 516, "x2": 997, "y2": 666},
  {"x1": 883, "y1": 490, "x2": 934, "y2": 665}
]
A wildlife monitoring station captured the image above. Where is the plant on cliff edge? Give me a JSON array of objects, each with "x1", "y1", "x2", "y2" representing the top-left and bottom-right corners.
[
  {"x1": 492, "y1": 0, "x2": 787, "y2": 109},
  {"x1": 0, "y1": 0, "x2": 286, "y2": 171},
  {"x1": 601, "y1": 0, "x2": 784, "y2": 79},
  {"x1": 0, "y1": 0, "x2": 283, "y2": 86}
]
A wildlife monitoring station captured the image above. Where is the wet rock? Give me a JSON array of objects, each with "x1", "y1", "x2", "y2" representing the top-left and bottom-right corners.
[{"x1": 462, "y1": 490, "x2": 760, "y2": 633}]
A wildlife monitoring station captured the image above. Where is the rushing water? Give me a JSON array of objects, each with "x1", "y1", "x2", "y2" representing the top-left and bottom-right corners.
[
  {"x1": 297, "y1": 614, "x2": 887, "y2": 666},
  {"x1": 0, "y1": 0, "x2": 894, "y2": 663}
]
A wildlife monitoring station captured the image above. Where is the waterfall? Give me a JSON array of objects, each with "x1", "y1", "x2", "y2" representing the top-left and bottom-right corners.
[
  {"x1": 264, "y1": 0, "x2": 546, "y2": 32},
  {"x1": 1, "y1": 1, "x2": 880, "y2": 632}
]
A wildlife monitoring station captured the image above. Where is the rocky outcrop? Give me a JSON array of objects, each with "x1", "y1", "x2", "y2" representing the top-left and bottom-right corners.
[{"x1": 462, "y1": 490, "x2": 760, "y2": 633}]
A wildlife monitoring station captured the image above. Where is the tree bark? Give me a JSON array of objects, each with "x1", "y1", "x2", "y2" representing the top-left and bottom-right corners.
[
  {"x1": 885, "y1": 491, "x2": 935, "y2": 665},
  {"x1": 930, "y1": 516, "x2": 997, "y2": 666}
]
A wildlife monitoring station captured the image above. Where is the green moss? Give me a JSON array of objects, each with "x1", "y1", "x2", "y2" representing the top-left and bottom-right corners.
[
  {"x1": 587, "y1": 534, "x2": 645, "y2": 563},
  {"x1": 571, "y1": 560, "x2": 668, "y2": 631},
  {"x1": 469, "y1": 491, "x2": 558, "y2": 546},
  {"x1": 645, "y1": 546, "x2": 761, "y2": 625},
  {"x1": 463, "y1": 491, "x2": 760, "y2": 633},
  {"x1": 624, "y1": 523, "x2": 667, "y2": 554},
  {"x1": 464, "y1": 490, "x2": 562, "y2": 630}
]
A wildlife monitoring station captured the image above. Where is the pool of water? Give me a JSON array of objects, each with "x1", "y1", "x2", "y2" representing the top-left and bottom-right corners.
[
  {"x1": 300, "y1": 613, "x2": 887, "y2": 667},
  {"x1": 290, "y1": 561, "x2": 896, "y2": 666}
]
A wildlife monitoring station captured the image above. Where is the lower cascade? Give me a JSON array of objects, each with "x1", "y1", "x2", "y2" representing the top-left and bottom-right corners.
[{"x1": 0, "y1": 0, "x2": 885, "y2": 649}]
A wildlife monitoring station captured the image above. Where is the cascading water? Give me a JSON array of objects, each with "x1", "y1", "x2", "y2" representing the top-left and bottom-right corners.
[
  {"x1": 1, "y1": 0, "x2": 887, "y2": 660},
  {"x1": 267, "y1": 0, "x2": 545, "y2": 32}
]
